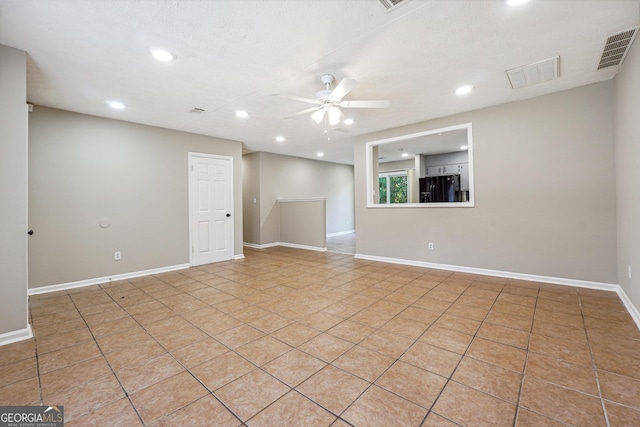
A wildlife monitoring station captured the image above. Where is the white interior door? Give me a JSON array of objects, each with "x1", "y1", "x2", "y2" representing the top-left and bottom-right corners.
[{"x1": 189, "y1": 153, "x2": 233, "y2": 266}]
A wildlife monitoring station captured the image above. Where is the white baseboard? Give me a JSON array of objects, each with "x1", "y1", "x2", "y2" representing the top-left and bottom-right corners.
[
  {"x1": 244, "y1": 242, "x2": 326, "y2": 252},
  {"x1": 279, "y1": 242, "x2": 327, "y2": 252},
  {"x1": 0, "y1": 324, "x2": 33, "y2": 347},
  {"x1": 233, "y1": 254, "x2": 246, "y2": 260},
  {"x1": 616, "y1": 286, "x2": 640, "y2": 331},
  {"x1": 354, "y1": 253, "x2": 618, "y2": 291},
  {"x1": 28, "y1": 263, "x2": 191, "y2": 296},
  {"x1": 327, "y1": 230, "x2": 355, "y2": 238}
]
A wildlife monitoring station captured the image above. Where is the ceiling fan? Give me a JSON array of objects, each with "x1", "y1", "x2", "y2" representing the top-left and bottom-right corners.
[{"x1": 284, "y1": 74, "x2": 390, "y2": 126}]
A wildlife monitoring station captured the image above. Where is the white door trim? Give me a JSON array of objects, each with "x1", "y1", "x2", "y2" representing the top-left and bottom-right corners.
[{"x1": 188, "y1": 152, "x2": 234, "y2": 266}]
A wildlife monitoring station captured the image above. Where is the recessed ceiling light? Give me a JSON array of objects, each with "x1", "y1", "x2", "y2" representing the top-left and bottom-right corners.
[
  {"x1": 507, "y1": 0, "x2": 530, "y2": 6},
  {"x1": 317, "y1": 152, "x2": 324, "y2": 157},
  {"x1": 150, "y1": 49, "x2": 176, "y2": 61},
  {"x1": 236, "y1": 110, "x2": 249, "y2": 118},
  {"x1": 107, "y1": 100, "x2": 126, "y2": 109},
  {"x1": 455, "y1": 85, "x2": 474, "y2": 95},
  {"x1": 276, "y1": 136, "x2": 285, "y2": 142},
  {"x1": 460, "y1": 145, "x2": 468, "y2": 150},
  {"x1": 343, "y1": 118, "x2": 354, "y2": 125}
]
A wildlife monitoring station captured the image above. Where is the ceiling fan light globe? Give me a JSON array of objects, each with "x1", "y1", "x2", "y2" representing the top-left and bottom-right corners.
[
  {"x1": 311, "y1": 109, "x2": 325, "y2": 123},
  {"x1": 328, "y1": 106, "x2": 341, "y2": 125}
]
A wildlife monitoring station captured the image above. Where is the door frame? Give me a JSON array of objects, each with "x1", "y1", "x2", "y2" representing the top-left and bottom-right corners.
[{"x1": 188, "y1": 152, "x2": 234, "y2": 266}]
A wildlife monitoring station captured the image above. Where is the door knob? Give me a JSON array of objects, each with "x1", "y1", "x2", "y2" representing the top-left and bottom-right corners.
[
  {"x1": 27, "y1": 230, "x2": 34, "y2": 236},
  {"x1": 226, "y1": 213, "x2": 231, "y2": 217}
]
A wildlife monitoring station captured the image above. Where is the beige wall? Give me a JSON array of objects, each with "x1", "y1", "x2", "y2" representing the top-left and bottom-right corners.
[
  {"x1": 615, "y1": 37, "x2": 640, "y2": 308},
  {"x1": 28, "y1": 107, "x2": 243, "y2": 289},
  {"x1": 243, "y1": 151, "x2": 354, "y2": 246},
  {"x1": 279, "y1": 199, "x2": 326, "y2": 248},
  {"x1": 355, "y1": 82, "x2": 617, "y2": 284},
  {"x1": 242, "y1": 153, "x2": 261, "y2": 244},
  {"x1": 0, "y1": 45, "x2": 29, "y2": 337}
]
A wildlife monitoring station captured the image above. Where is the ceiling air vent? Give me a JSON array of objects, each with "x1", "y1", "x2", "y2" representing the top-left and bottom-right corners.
[
  {"x1": 379, "y1": 0, "x2": 409, "y2": 11},
  {"x1": 505, "y1": 56, "x2": 559, "y2": 90},
  {"x1": 597, "y1": 26, "x2": 639, "y2": 70},
  {"x1": 189, "y1": 107, "x2": 205, "y2": 114}
]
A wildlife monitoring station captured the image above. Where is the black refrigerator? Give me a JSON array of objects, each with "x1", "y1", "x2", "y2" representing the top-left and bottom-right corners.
[{"x1": 419, "y1": 175, "x2": 460, "y2": 203}]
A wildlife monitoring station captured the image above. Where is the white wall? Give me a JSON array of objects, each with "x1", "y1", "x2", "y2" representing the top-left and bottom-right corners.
[
  {"x1": 0, "y1": 45, "x2": 29, "y2": 341},
  {"x1": 614, "y1": 37, "x2": 640, "y2": 308},
  {"x1": 28, "y1": 107, "x2": 243, "y2": 289},
  {"x1": 355, "y1": 82, "x2": 617, "y2": 284}
]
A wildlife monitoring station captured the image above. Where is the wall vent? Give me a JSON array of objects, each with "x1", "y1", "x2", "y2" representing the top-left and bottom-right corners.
[
  {"x1": 189, "y1": 107, "x2": 206, "y2": 114},
  {"x1": 597, "y1": 26, "x2": 639, "y2": 70},
  {"x1": 505, "y1": 56, "x2": 560, "y2": 90},
  {"x1": 379, "y1": 0, "x2": 409, "y2": 11}
]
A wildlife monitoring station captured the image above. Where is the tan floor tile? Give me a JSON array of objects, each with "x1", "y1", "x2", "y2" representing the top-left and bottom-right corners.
[
  {"x1": 236, "y1": 336, "x2": 292, "y2": 366},
  {"x1": 467, "y1": 337, "x2": 526, "y2": 373},
  {"x1": 589, "y1": 332, "x2": 640, "y2": 380},
  {"x1": 0, "y1": 339, "x2": 35, "y2": 366},
  {"x1": 476, "y1": 322, "x2": 530, "y2": 349},
  {"x1": 271, "y1": 322, "x2": 321, "y2": 347},
  {"x1": 332, "y1": 345, "x2": 395, "y2": 382},
  {"x1": 381, "y1": 315, "x2": 429, "y2": 340},
  {"x1": 0, "y1": 357, "x2": 37, "y2": 388},
  {"x1": 349, "y1": 308, "x2": 395, "y2": 328},
  {"x1": 375, "y1": 361, "x2": 447, "y2": 409},
  {"x1": 65, "y1": 397, "x2": 143, "y2": 427},
  {"x1": 214, "y1": 369, "x2": 289, "y2": 422},
  {"x1": 485, "y1": 310, "x2": 533, "y2": 332},
  {"x1": 342, "y1": 385, "x2": 427, "y2": 427},
  {"x1": 152, "y1": 324, "x2": 209, "y2": 351},
  {"x1": 248, "y1": 312, "x2": 293, "y2": 333},
  {"x1": 534, "y1": 307, "x2": 584, "y2": 329},
  {"x1": 422, "y1": 412, "x2": 460, "y2": 426},
  {"x1": 170, "y1": 337, "x2": 229, "y2": 368},
  {"x1": 36, "y1": 327, "x2": 94, "y2": 354},
  {"x1": 104, "y1": 339, "x2": 166, "y2": 371},
  {"x1": 214, "y1": 323, "x2": 264, "y2": 349},
  {"x1": 41, "y1": 356, "x2": 111, "y2": 399},
  {"x1": 452, "y1": 357, "x2": 522, "y2": 403},
  {"x1": 327, "y1": 320, "x2": 375, "y2": 344},
  {"x1": 263, "y1": 349, "x2": 326, "y2": 387},
  {"x1": 514, "y1": 408, "x2": 567, "y2": 426},
  {"x1": 115, "y1": 353, "x2": 184, "y2": 394},
  {"x1": 143, "y1": 315, "x2": 192, "y2": 336},
  {"x1": 525, "y1": 352, "x2": 598, "y2": 396},
  {"x1": 419, "y1": 325, "x2": 473, "y2": 354},
  {"x1": 598, "y1": 369, "x2": 640, "y2": 410},
  {"x1": 401, "y1": 341, "x2": 461, "y2": 377},
  {"x1": 133, "y1": 306, "x2": 176, "y2": 326},
  {"x1": 38, "y1": 340, "x2": 102, "y2": 374},
  {"x1": 360, "y1": 330, "x2": 413, "y2": 359},
  {"x1": 432, "y1": 381, "x2": 516, "y2": 427},
  {"x1": 0, "y1": 376, "x2": 40, "y2": 405},
  {"x1": 529, "y1": 333, "x2": 592, "y2": 366},
  {"x1": 88, "y1": 315, "x2": 140, "y2": 339},
  {"x1": 95, "y1": 326, "x2": 151, "y2": 353},
  {"x1": 155, "y1": 395, "x2": 240, "y2": 427},
  {"x1": 432, "y1": 313, "x2": 481, "y2": 336},
  {"x1": 531, "y1": 318, "x2": 587, "y2": 344},
  {"x1": 190, "y1": 351, "x2": 254, "y2": 391},
  {"x1": 299, "y1": 333, "x2": 354, "y2": 363},
  {"x1": 300, "y1": 312, "x2": 345, "y2": 331},
  {"x1": 47, "y1": 373, "x2": 125, "y2": 422},
  {"x1": 130, "y1": 371, "x2": 209, "y2": 424},
  {"x1": 519, "y1": 375, "x2": 606, "y2": 426},
  {"x1": 248, "y1": 390, "x2": 336, "y2": 427},
  {"x1": 605, "y1": 400, "x2": 640, "y2": 426},
  {"x1": 297, "y1": 365, "x2": 369, "y2": 415}
]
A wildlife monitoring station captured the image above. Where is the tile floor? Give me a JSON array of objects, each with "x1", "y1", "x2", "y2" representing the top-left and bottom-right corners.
[
  {"x1": 1, "y1": 247, "x2": 640, "y2": 426},
  {"x1": 326, "y1": 232, "x2": 356, "y2": 255}
]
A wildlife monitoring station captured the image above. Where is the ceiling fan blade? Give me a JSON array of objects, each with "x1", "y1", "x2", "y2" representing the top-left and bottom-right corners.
[
  {"x1": 339, "y1": 100, "x2": 391, "y2": 109},
  {"x1": 285, "y1": 106, "x2": 322, "y2": 119},
  {"x1": 330, "y1": 78, "x2": 357, "y2": 100},
  {"x1": 279, "y1": 94, "x2": 321, "y2": 105}
]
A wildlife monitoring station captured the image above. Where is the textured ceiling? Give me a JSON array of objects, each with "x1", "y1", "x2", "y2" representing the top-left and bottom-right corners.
[{"x1": 1, "y1": 0, "x2": 639, "y2": 164}]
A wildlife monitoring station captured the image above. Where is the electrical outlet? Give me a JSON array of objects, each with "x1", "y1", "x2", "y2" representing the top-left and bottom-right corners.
[
  {"x1": 114, "y1": 251, "x2": 121, "y2": 261},
  {"x1": 629, "y1": 265, "x2": 632, "y2": 279},
  {"x1": 428, "y1": 242, "x2": 434, "y2": 251}
]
